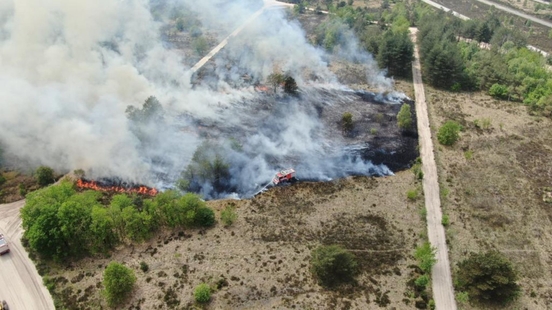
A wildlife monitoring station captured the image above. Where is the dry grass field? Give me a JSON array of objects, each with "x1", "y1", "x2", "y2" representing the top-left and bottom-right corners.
[
  {"x1": 425, "y1": 88, "x2": 552, "y2": 309},
  {"x1": 40, "y1": 172, "x2": 433, "y2": 309}
]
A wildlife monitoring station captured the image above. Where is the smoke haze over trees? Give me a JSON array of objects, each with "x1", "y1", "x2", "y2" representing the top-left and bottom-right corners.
[{"x1": 0, "y1": 0, "x2": 407, "y2": 198}]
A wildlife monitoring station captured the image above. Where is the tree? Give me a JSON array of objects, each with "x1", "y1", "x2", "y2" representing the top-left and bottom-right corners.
[
  {"x1": 456, "y1": 251, "x2": 521, "y2": 305},
  {"x1": 267, "y1": 72, "x2": 285, "y2": 92},
  {"x1": 103, "y1": 262, "x2": 136, "y2": 306},
  {"x1": 377, "y1": 30, "x2": 414, "y2": 78},
  {"x1": 283, "y1": 76, "x2": 299, "y2": 95},
  {"x1": 194, "y1": 283, "x2": 211, "y2": 303},
  {"x1": 437, "y1": 121, "x2": 461, "y2": 146},
  {"x1": 397, "y1": 103, "x2": 412, "y2": 130},
  {"x1": 310, "y1": 245, "x2": 358, "y2": 287},
  {"x1": 90, "y1": 206, "x2": 118, "y2": 253},
  {"x1": 341, "y1": 112, "x2": 354, "y2": 133},
  {"x1": 35, "y1": 166, "x2": 55, "y2": 187}
]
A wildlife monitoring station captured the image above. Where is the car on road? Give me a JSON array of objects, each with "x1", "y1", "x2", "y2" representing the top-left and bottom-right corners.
[
  {"x1": 0, "y1": 234, "x2": 9, "y2": 255},
  {"x1": 0, "y1": 300, "x2": 9, "y2": 310}
]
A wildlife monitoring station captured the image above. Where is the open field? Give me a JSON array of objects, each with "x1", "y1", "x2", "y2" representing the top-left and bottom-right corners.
[
  {"x1": 426, "y1": 88, "x2": 552, "y2": 309},
  {"x1": 39, "y1": 172, "x2": 433, "y2": 309}
]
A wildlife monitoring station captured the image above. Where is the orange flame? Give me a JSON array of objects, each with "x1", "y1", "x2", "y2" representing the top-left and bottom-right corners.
[{"x1": 76, "y1": 179, "x2": 158, "y2": 196}]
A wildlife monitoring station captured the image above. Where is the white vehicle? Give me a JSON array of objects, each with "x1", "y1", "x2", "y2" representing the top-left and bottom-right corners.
[
  {"x1": 0, "y1": 234, "x2": 9, "y2": 255},
  {"x1": 0, "y1": 300, "x2": 9, "y2": 310}
]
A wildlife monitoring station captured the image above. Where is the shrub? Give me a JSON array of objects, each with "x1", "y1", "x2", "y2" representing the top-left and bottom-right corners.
[
  {"x1": 397, "y1": 103, "x2": 412, "y2": 130},
  {"x1": 35, "y1": 166, "x2": 55, "y2": 186},
  {"x1": 342, "y1": 112, "x2": 354, "y2": 133},
  {"x1": 0, "y1": 174, "x2": 6, "y2": 186},
  {"x1": 407, "y1": 189, "x2": 418, "y2": 201},
  {"x1": 311, "y1": 245, "x2": 358, "y2": 287},
  {"x1": 221, "y1": 204, "x2": 237, "y2": 226},
  {"x1": 456, "y1": 251, "x2": 520, "y2": 305},
  {"x1": 194, "y1": 283, "x2": 211, "y2": 303},
  {"x1": 414, "y1": 242, "x2": 436, "y2": 274},
  {"x1": 103, "y1": 262, "x2": 136, "y2": 306},
  {"x1": 456, "y1": 291, "x2": 470, "y2": 304},
  {"x1": 194, "y1": 207, "x2": 215, "y2": 227},
  {"x1": 441, "y1": 214, "x2": 450, "y2": 226},
  {"x1": 140, "y1": 261, "x2": 149, "y2": 273},
  {"x1": 415, "y1": 274, "x2": 430, "y2": 288},
  {"x1": 437, "y1": 121, "x2": 462, "y2": 146},
  {"x1": 489, "y1": 83, "x2": 509, "y2": 99}
]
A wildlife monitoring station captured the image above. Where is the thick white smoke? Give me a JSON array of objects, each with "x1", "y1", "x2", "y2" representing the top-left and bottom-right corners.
[{"x1": 0, "y1": 0, "x2": 399, "y2": 195}]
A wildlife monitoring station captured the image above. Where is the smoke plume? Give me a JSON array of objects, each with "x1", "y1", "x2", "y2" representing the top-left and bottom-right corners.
[{"x1": 0, "y1": 0, "x2": 403, "y2": 198}]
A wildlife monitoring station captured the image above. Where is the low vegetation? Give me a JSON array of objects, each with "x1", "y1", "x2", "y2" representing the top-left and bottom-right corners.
[
  {"x1": 414, "y1": 242, "x2": 436, "y2": 275},
  {"x1": 194, "y1": 283, "x2": 211, "y2": 303},
  {"x1": 437, "y1": 121, "x2": 462, "y2": 146},
  {"x1": 220, "y1": 203, "x2": 237, "y2": 226},
  {"x1": 341, "y1": 112, "x2": 354, "y2": 134}
]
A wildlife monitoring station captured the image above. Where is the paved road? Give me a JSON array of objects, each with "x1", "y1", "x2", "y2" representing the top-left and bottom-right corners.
[
  {"x1": 190, "y1": 0, "x2": 292, "y2": 73},
  {"x1": 0, "y1": 200, "x2": 55, "y2": 310},
  {"x1": 409, "y1": 28, "x2": 458, "y2": 310},
  {"x1": 471, "y1": 0, "x2": 552, "y2": 28},
  {"x1": 421, "y1": 0, "x2": 470, "y2": 20}
]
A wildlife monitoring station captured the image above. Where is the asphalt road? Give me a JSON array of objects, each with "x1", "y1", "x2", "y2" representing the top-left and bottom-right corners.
[
  {"x1": 471, "y1": 0, "x2": 552, "y2": 28},
  {"x1": 420, "y1": 0, "x2": 470, "y2": 20},
  {"x1": 410, "y1": 28, "x2": 458, "y2": 310},
  {"x1": 0, "y1": 200, "x2": 55, "y2": 310}
]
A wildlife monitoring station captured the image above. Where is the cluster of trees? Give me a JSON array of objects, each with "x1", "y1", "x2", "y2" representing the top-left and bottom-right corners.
[
  {"x1": 300, "y1": 1, "x2": 414, "y2": 78},
  {"x1": 266, "y1": 72, "x2": 299, "y2": 95},
  {"x1": 417, "y1": 9, "x2": 552, "y2": 115},
  {"x1": 456, "y1": 251, "x2": 520, "y2": 305},
  {"x1": 21, "y1": 181, "x2": 215, "y2": 261}
]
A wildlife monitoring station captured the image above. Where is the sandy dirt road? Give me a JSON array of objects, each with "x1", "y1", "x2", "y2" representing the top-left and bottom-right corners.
[
  {"x1": 191, "y1": 0, "x2": 292, "y2": 73},
  {"x1": 409, "y1": 28, "x2": 457, "y2": 310},
  {"x1": 0, "y1": 200, "x2": 55, "y2": 310}
]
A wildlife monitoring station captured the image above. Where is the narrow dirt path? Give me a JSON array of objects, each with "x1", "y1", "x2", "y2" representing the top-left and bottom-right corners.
[
  {"x1": 409, "y1": 27, "x2": 457, "y2": 310},
  {"x1": 0, "y1": 200, "x2": 55, "y2": 310}
]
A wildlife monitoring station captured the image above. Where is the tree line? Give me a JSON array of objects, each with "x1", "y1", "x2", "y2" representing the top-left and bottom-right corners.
[
  {"x1": 417, "y1": 8, "x2": 552, "y2": 116},
  {"x1": 295, "y1": 0, "x2": 414, "y2": 78},
  {"x1": 21, "y1": 181, "x2": 215, "y2": 261}
]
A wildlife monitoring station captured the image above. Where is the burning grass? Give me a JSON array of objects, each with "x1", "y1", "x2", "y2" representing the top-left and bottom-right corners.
[{"x1": 76, "y1": 178, "x2": 158, "y2": 196}]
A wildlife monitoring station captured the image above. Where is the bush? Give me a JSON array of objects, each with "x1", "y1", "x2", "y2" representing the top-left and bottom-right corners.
[
  {"x1": 415, "y1": 274, "x2": 430, "y2": 288},
  {"x1": 456, "y1": 251, "x2": 520, "y2": 305},
  {"x1": 489, "y1": 83, "x2": 509, "y2": 99},
  {"x1": 407, "y1": 189, "x2": 418, "y2": 201},
  {"x1": 0, "y1": 174, "x2": 6, "y2": 186},
  {"x1": 414, "y1": 242, "x2": 436, "y2": 274},
  {"x1": 437, "y1": 121, "x2": 462, "y2": 146},
  {"x1": 441, "y1": 214, "x2": 450, "y2": 226},
  {"x1": 194, "y1": 207, "x2": 215, "y2": 227},
  {"x1": 194, "y1": 283, "x2": 211, "y2": 303},
  {"x1": 221, "y1": 204, "x2": 237, "y2": 226},
  {"x1": 103, "y1": 262, "x2": 136, "y2": 306},
  {"x1": 397, "y1": 103, "x2": 412, "y2": 130},
  {"x1": 342, "y1": 112, "x2": 353, "y2": 133},
  {"x1": 311, "y1": 245, "x2": 358, "y2": 287},
  {"x1": 35, "y1": 166, "x2": 55, "y2": 187},
  {"x1": 140, "y1": 261, "x2": 149, "y2": 273}
]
